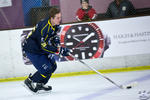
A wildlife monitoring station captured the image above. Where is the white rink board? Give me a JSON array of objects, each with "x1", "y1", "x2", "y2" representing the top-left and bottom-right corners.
[
  {"x1": 0, "y1": 16, "x2": 150, "y2": 78},
  {"x1": 60, "y1": 16, "x2": 150, "y2": 57}
]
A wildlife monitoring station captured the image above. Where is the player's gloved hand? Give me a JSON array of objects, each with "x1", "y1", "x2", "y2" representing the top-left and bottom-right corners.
[
  {"x1": 58, "y1": 47, "x2": 70, "y2": 56},
  {"x1": 51, "y1": 35, "x2": 60, "y2": 47},
  {"x1": 55, "y1": 26, "x2": 61, "y2": 33},
  {"x1": 101, "y1": 35, "x2": 111, "y2": 58}
]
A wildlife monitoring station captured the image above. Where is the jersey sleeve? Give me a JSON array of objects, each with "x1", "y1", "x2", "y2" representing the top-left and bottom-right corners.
[
  {"x1": 105, "y1": 4, "x2": 112, "y2": 18},
  {"x1": 88, "y1": 8, "x2": 97, "y2": 19},
  {"x1": 76, "y1": 9, "x2": 85, "y2": 21},
  {"x1": 40, "y1": 36, "x2": 58, "y2": 54},
  {"x1": 129, "y1": 1, "x2": 136, "y2": 15},
  {"x1": 39, "y1": 23, "x2": 59, "y2": 54}
]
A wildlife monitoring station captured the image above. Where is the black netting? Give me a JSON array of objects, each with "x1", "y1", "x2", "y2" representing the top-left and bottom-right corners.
[
  {"x1": 0, "y1": 0, "x2": 150, "y2": 30},
  {"x1": 0, "y1": 0, "x2": 59, "y2": 30},
  {"x1": 22, "y1": 0, "x2": 59, "y2": 27}
]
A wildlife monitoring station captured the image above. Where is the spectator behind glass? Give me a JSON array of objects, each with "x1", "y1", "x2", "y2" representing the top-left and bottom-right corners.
[
  {"x1": 105, "y1": 0, "x2": 136, "y2": 18},
  {"x1": 76, "y1": 0, "x2": 97, "y2": 21}
]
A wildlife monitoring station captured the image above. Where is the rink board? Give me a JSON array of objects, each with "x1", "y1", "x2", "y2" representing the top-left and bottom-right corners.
[
  {"x1": 0, "y1": 16, "x2": 150, "y2": 81},
  {"x1": 0, "y1": 66, "x2": 150, "y2": 82}
]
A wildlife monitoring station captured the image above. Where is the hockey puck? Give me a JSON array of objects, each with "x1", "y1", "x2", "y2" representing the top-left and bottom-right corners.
[{"x1": 126, "y1": 86, "x2": 132, "y2": 89}]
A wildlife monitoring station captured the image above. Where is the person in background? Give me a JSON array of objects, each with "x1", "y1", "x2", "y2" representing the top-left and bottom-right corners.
[
  {"x1": 23, "y1": 7, "x2": 70, "y2": 93},
  {"x1": 76, "y1": 0, "x2": 97, "y2": 21},
  {"x1": 105, "y1": 0, "x2": 136, "y2": 18}
]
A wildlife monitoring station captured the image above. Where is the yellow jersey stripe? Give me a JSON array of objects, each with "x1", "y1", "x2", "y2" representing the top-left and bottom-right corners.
[
  {"x1": 41, "y1": 74, "x2": 46, "y2": 78},
  {"x1": 41, "y1": 23, "x2": 48, "y2": 36},
  {"x1": 48, "y1": 20, "x2": 55, "y2": 31}
]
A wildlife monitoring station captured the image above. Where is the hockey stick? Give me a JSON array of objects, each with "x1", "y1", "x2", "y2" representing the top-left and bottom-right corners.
[{"x1": 69, "y1": 53, "x2": 138, "y2": 89}]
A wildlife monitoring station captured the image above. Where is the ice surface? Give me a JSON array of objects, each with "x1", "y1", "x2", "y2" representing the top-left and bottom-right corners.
[{"x1": 0, "y1": 70, "x2": 150, "y2": 100}]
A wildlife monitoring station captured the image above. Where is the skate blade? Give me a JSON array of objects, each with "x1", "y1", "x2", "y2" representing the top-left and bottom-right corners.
[
  {"x1": 22, "y1": 82, "x2": 52, "y2": 95},
  {"x1": 22, "y1": 83, "x2": 37, "y2": 95},
  {"x1": 36, "y1": 90, "x2": 52, "y2": 95}
]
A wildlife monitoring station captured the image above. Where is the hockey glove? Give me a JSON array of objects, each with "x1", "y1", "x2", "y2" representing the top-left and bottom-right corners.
[
  {"x1": 57, "y1": 47, "x2": 70, "y2": 56},
  {"x1": 51, "y1": 35, "x2": 60, "y2": 47}
]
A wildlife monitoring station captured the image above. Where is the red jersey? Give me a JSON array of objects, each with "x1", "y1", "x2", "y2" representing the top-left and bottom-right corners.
[{"x1": 76, "y1": 6, "x2": 97, "y2": 21}]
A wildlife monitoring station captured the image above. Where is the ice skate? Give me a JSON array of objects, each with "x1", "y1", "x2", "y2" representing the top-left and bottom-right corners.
[
  {"x1": 36, "y1": 83, "x2": 52, "y2": 91},
  {"x1": 35, "y1": 83, "x2": 52, "y2": 94},
  {"x1": 24, "y1": 75, "x2": 38, "y2": 93}
]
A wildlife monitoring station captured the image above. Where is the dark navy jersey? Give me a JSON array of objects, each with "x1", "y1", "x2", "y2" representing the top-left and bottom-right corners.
[
  {"x1": 23, "y1": 18, "x2": 61, "y2": 55},
  {"x1": 106, "y1": 0, "x2": 136, "y2": 18}
]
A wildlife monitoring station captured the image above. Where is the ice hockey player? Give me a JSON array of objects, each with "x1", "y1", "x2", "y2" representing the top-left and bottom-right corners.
[{"x1": 23, "y1": 7, "x2": 70, "y2": 93}]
